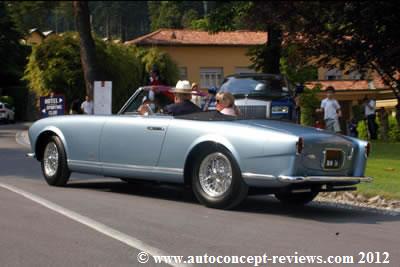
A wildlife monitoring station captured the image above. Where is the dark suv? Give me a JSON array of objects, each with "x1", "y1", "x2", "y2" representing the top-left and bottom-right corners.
[{"x1": 219, "y1": 73, "x2": 295, "y2": 121}]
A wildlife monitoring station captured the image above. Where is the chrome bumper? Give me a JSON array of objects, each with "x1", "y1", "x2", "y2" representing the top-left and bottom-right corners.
[
  {"x1": 242, "y1": 172, "x2": 373, "y2": 184},
  {"x1": 278, "y1": 175, "x2": 373, "y2": 183},
  {"x1": 26, "y1": 152, "x2": 35, "y2": 158}
]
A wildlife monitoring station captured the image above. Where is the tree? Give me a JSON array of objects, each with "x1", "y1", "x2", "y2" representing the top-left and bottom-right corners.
[
  {"x1": 280, "y1": 45, "x2": 318, "y2": 84},
  {"x1": 147, "y1": 1, "x2": 213, "y2": 31},
  {"x1": 283, "y1": 1, "x2": 400, "y2": 123},
  {"x1": 0, "y1": 1, "x2": 27, "y2": 85},
  {"x1": 73, "y1": 1, "x2": 98, "y2": 98},
  {"x1": 148, "y1": 1, "x2": 181, "y2": 31},
  {"x1": 207, "y1": 1, "x2": 297, "y2": 74},
  {"x1": 24, "y1": 34, "x2": 179, "y2": 113},
  {"x1": 181, "y1": 9, "x2": 199, "y2": 29},
  {"x1": 5, "y1": 1, "x2": 57, "y2": 34}
]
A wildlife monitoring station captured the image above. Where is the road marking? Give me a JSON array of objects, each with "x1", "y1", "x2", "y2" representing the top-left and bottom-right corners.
[
  {"x1": 15, "y1": 130, "x2": 30, "y2": 148},
  {"x1": 0, "y1": 182, "x2": 190, "y2": 267}
]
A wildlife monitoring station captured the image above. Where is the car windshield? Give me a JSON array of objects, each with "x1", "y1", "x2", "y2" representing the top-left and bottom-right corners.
[
  {"x1": 219, "y1": 76, "x2": 290, "y2": 98},
  {"x1": 120, "y1": 87, "x2": 174, "y2": 115}
]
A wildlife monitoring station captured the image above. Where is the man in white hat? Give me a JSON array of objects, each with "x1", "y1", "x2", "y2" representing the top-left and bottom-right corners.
[{"x1": 165, "y1": 80, "x2": 201, "y2": 116}]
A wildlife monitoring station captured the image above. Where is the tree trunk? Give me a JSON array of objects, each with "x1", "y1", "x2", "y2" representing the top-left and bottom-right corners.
[
  {"x1": 120, "y1": 14, "x2": 126, "y2": 42},
  {"x1": 73, "y1": 1, "x2": 98, "y2": 98},
  {"x1": 264, "y1": 25, "x2": 282, "y2": 74},
  {"x1": 106, "y1": 13, "x2": 111, "y2": 40}
]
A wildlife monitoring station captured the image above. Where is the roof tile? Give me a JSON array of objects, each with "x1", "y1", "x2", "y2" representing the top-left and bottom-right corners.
[{"x1": 125, "y1": 29, "x2": 268, "y2": 46}]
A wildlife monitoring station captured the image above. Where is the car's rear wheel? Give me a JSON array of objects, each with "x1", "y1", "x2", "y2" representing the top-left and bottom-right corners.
[
  {"x1": 41, "y1": 136, "x2": 70, "y2": 186},
  {"x1": 275, "y1": 191, "x2": 318, "y2": 205},
  {"x1": 192, "y1": 147, "x2": 248, "y2": 209}
]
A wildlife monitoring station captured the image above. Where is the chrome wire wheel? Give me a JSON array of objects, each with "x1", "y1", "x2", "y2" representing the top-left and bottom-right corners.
[
  {"x1": 43, "y1": 142, "x2": 59, "y2": 177},
  {"x1": 198, "y1": 152, "x2": 233, "y2": 197}
]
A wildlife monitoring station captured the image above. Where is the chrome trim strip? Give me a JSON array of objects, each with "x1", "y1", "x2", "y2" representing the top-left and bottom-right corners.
[
  {"x1": 103, "y1": 162, "x2": 183, "y2": 175},
  {"x1": 278, "y1": 175, "x2": 373, "y2": 183},
  {"x1": 26, "y1": 152, "x2": 35, "y2": 158},
  {"x1": 68, "y1": 160, "x2": 102, "y2": 168},
  {"x1": 242, "y1": 172, "x2": 276, "y2": 180},
  {"x1": 242, "y1": 172, "x2": 373, "y2": 184},
  {"x1": 68, "y1": 160, "x2": 183, "y2": 175}
]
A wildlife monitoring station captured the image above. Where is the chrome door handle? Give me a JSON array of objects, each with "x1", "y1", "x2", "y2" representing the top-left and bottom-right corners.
[{"x1": 147, "y1": 126, "x2": 165, "y2": 131}]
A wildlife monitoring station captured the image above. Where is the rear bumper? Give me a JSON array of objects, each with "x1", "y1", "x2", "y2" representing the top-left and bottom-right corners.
[
  {"x1": 242, "y1": 172, "x2": 372, "y2": 187},
  {"x1": 278, "y1": 175, "x2": 373, "y2": 183}
]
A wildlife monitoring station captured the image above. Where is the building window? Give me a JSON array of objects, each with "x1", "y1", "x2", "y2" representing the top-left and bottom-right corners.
[
  {"x1": 179, "y1": 67, "x2": 188, "y2": 80},
  {"x1": 325, "y1": 68, "x2": 342, "y2": 80},
  {"x1": 235, "y1": 67, "x2": 256, "y2": 74},
  {"x1": 200, "y1": 67, "x2": 223, "y2": 88}
]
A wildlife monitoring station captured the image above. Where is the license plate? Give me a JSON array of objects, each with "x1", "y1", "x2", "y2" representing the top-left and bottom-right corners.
[{"x1": 324, "y1": 150, "x2": 343, "y2": 169}]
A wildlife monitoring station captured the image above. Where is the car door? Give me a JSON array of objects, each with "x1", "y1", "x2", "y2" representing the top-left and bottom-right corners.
[{"x1": 100, "y1": 114, "x2": 172, "y2": 179}]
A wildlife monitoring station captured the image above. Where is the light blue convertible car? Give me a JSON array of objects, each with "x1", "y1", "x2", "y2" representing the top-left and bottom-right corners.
[{"x1": 27, "y1": 86, "x2": 372, "y2": 209}]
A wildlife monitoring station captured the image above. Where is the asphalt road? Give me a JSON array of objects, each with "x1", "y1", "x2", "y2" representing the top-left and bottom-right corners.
[{"x1": 0, "y1": 123, "x2": 399, "y2": 267}]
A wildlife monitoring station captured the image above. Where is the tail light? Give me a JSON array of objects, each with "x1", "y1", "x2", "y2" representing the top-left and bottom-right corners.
[
  {"x1": 365, "y1": 142, "x2": 371, "y2": 157},
  {"x1": 296, "y1": 137, "x2": 304, "y2": 154},
  {"x1": 0, "y1": 110, "x2": 5, "y2": 113}
]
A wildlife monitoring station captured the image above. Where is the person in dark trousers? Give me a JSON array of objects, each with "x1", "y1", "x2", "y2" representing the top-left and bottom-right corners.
[
  {"x1": 378, "y1": 107, "x2": 389, "y2": 141},
  {"x1": 165, "y1": 80, "x2": 201, "y2": 116},
  {"x1": 348, "y1": 118, "x2": 358, "y2": 137},
  {"x1": 363, "y1": 96, "x2": 377, "y2": 140}
]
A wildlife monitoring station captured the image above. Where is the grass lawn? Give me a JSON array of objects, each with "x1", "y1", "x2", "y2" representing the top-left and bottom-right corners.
[{"x1": 357, "y1": 142, "x2": 400, "y2": 199}]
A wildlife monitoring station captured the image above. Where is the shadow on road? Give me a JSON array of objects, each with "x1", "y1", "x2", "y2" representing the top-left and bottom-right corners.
[{"x1": 66, "y1": 179, "x2": 400, "y2": 225}]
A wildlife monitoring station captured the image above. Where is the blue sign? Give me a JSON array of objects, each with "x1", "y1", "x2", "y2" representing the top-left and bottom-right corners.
[{"x1": 40, "y1": 96, "x2": 65, "y2": 117}]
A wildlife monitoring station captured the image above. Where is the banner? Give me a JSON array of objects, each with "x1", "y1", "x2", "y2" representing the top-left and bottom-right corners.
[{"x1": 94, "y1": 81, "x2": 112, "y2": 115}]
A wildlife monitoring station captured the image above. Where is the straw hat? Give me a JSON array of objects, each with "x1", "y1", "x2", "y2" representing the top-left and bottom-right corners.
[{"x1": 171, "y1": 80, "x2": 193, "y2": 94}]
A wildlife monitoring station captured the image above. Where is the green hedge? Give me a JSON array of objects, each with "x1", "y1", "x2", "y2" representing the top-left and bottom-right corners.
[
  {"x1": 299, "y1": 86, "x2": 321, "y2": 126},
  {"x1": 24, "y1": 33, "x2": 179, "y2": 113},
  {"x1": 357, "y1": 115, "x2": 400, "y2": 142}
]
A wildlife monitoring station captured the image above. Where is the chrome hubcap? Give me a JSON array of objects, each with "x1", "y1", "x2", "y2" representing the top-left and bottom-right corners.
[
  {"x1": 43, "y1": 142, "x2": 59, "y2": 176},
  {"x1": 198, "y1": 152, "x2": 233, "y2": 197}
]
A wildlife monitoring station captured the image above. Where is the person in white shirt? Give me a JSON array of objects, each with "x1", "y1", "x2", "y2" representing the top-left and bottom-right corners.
[
  {"x1": 81, "y1": 95, "x2": 94, "y2": 115},
  {"x1": 316, "y1": 86, "x2": 342, "y2": 133},
  {"x1": 363, "y1": 96, "x2": 377, "y2": 139}
]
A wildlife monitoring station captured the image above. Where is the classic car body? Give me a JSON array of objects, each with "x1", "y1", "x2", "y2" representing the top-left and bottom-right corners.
[{"x1": 27, "y1": 86, "x2": 372, "y2": 209}]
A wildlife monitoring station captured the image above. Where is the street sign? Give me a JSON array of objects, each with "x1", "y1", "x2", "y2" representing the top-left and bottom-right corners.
[{"x1": 39, "y1": 95, "x2": 65, "y2": 117}]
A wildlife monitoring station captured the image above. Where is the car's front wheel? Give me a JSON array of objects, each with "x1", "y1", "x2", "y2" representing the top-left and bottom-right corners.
[
  {"x1": 275, "y1": 191, "x2": 318, "y2": 205},
  {"x1": 192, "y1": 147, "x2": 248, "y2": 209},
  {"x1": 41, "y1": 136, "x2": 70, "y2": 186}
]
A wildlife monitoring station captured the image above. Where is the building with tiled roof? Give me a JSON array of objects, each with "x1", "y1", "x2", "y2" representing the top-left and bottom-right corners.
[
  {"x1": 125, "y1": 28, "x2": 267, "y2": 46},
  {"x1": 126, "y1": 29, "x2": 267, "y2": 88}
]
